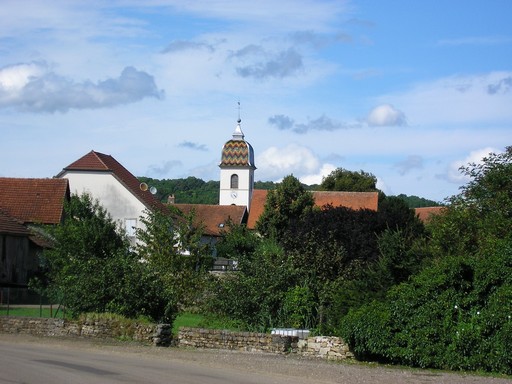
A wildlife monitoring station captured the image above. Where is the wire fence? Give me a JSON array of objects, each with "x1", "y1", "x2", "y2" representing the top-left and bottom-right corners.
[{"x1": 0, "y1": 286, "x2": 64, "y2": 318}]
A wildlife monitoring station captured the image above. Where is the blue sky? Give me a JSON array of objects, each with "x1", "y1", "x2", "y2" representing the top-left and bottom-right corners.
[{"x1": 1, "y1": 0, "x2": 510, "y2": 202}]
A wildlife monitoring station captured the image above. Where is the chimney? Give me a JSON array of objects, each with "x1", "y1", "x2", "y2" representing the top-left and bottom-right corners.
[{"x1": 167, "y1": 194, "x2": 175, "y2": 204}]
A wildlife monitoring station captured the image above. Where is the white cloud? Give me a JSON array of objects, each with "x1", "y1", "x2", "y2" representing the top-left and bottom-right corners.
[
  {"x1": 256, "y1": 143, "x2": 321, "y2": 181},
  {"x1": 445, "y1": 147, "x2": 502, "y2": 183},
  {"x1": 366, "y1": 104, "x2": 407, "y2": 127},
  {"x1": 382, "y1": 72, "x2": 512, "y2": 126},
  {"x1": 0, "y1": 63, "x2": 163, "y2": 113},
  {"x1": 299, "y1": 163, "x2": 336, "y2": 185}
]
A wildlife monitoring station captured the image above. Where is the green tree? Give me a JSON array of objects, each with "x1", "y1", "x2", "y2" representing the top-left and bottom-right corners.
[
  {"x1": 135, "y1": 206, "x2": 212, "y2": 317},
  {"x1": 208, "y1": 237, "x2": 296, "y2": 331},
  {"x1": 340, "y1": 146, "x2": 512, "y2": 374},
  {"x1": 255, "y1": 175, "x2": 315, "y2": 239},
  {"x1": 38, "y1": 193, "x2": 156, "y2": 319},
  {"x1": 215, "y1": 220, "x2": 260, "y2": 261},
  {"x1": 429, "y1": 146, "x2": 512, "y2": 257},
  {"x1": 320, "y1": 167, "x2": 378, "y2": 192}
]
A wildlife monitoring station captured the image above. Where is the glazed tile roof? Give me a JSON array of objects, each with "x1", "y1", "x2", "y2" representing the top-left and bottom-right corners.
[
  {"x1": 415, "y1": 206, "x2": 445, "y2": 223},
  {"x1": 0, "y1": 178, "x2": 69, "y2": 225},
  {"x1": 171, "y1": 203, "x2": 247, "y2": 236},
  {"x1": 60, "y1": 150, "x2": 165, "y2": 211},
  {"x1": 247, "y1": 189, "x2": 379, "y2": 229},
  {"x1": 220, "y1": 140, "x2": 255, "y2": 168}
]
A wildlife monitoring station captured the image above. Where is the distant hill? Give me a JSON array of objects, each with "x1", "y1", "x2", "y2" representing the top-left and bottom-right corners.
[
  {"x1": 394, "y1": 194, "x2": 443, "y2": 208},
  {"x1": 138, "y1": 177, "x2": 441, "y2": 208}
]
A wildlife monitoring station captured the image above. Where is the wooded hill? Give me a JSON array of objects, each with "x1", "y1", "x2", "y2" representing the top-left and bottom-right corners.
[{"x1": 138, "y1": 176, "x2": 441, "y2": 208}]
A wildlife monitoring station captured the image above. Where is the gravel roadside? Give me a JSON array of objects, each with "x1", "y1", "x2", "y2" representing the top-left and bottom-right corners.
[{"x1": 1, "y1": 333, "x2": 511, "y2": 384}]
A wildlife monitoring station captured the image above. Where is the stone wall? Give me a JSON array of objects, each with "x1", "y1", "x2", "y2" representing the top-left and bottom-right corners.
[
  {"x1": 0, "y1": 316, "x2": 171, "y2": 346},
  {"x1": 298, "y1": 335, "x2": 354, "y2": 360},
  {"x1": 0, "y1": 317, "x2": 353, "y2": 360},
  {"x1": 178, "y1": 327, "x2": 298, "y2": 354},
  {"x1": 178, "y1": 327, "x2": 354, "y2": 360}
]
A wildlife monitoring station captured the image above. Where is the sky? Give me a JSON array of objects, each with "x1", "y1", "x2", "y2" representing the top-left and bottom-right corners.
[{"x1": 1, "y1": 0, "x2": 510, "y2": 202}]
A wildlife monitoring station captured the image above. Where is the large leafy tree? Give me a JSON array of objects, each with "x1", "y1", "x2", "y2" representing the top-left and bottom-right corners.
[
  {"x1": 255, "y1": 175, "x2": 314, "y2": 239},
  {"x1": 320, "y1": 167, "x2": 378, "y2": 192},
  {"x1": 38, "y1": 193, "x2": 160, "y2": 320},
  {"x1": 340, "y1": 146, "x2": 512, "y2": 374},
  {"x1": 135, "y1": 206, "x2": 212, "y2": 316}
]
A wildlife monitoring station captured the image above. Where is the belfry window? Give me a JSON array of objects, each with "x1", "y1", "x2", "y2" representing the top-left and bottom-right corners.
[{"x1": 230, "y1": 174, "x2": 239, "y2": 189}]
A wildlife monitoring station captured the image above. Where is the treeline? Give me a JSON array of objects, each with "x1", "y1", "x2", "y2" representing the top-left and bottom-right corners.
[{"x1": 138, "y1": 175, "x2": 440, "y2": 208}]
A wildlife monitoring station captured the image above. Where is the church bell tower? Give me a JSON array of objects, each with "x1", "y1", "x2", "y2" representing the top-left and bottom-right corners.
[{"x1": 219, "y1": 116, "x2": 255, "y2": 210}]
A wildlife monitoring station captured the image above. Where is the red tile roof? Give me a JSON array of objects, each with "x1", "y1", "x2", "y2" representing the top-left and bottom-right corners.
[
  {"x1": 172, "y1": 204, "x2": 247, "y2": 236},
  {"x1": 247, "y1": 189, "x2": 379, "y2": 229},
  {"x1": 59, "y1": 150, "x2": 164, "y2": 210},
  {"x1": 0, "y1": 209, "x2": 30, "y2": 236},
  {"x1": 0, "y1": 178, "x2": 69, "y2": 225},
  {"x1": 415, "y1": 206, "x2": 445, "y2": 223}
]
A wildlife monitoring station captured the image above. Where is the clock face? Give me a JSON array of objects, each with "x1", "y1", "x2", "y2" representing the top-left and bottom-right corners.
[{"x1": 231, "y1": 191, "x2": 238, "y2": 198}]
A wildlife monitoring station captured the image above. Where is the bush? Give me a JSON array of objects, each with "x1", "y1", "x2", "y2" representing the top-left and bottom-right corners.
[{"x1": 340, "y1": 241, "x2": 512, "y2": 374}]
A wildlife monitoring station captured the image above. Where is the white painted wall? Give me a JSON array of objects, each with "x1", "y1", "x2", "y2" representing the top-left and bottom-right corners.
[
  {"x1": 219, "y1": 166, "x2": 253, "y2": 210},
  {"x1": 59, "y1": 171, "x2": 148, "y2": 242}
]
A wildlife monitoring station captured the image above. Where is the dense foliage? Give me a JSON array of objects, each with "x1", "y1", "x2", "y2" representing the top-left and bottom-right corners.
[
  {"x1": 320, "y1": 167, "x2": 378, "y2": 192},
  {"x1": 136, "y1": 206, "x2": 212, "y2": 316},
  {"x1": 35, "y1": 193, "x2": 211, "y2": 324},
  {"x1": 209, "y1": 174, "x2": 426, "y2": 334},
  {"x1": 255, "y1": 175, "x2": 315, "y2": 239},
  {"x1": 36, "y1": 194, "x2": 167, "y2": 321},
  {"x1": 340, "y1": 147, "x2": 512, "y2": 374}
]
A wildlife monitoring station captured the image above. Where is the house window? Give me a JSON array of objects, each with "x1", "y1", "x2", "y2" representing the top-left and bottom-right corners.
[
  {"x1": 230, "y1": 174, "x2": 239, "y2": 189},
  {"x1": 124, "y1": 218, "x2": 137, "y2": 238}
]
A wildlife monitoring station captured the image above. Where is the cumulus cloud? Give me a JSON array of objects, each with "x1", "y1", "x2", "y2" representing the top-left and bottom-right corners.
[
  {"x1": 234, "y1": 47, "x2": 304, "y2": 79},
  {"x1": 0, "y1": 62, "x2": 163, "y2": 113},
  {"x1": 366, "y1": 104, "x2": 407, "y2": 127},
  {"x1": 443, "y1": 147, "x2": 502, "y2": 184},
  {"x1": 256, "y1": 143, "x2": 321, "y2": 180},
  {"x1": 268, "y1": 114, "x2": 360, "y2": 133},
  {"x1": 178, "y1": 141, "x2": 208, "y2": 151},
  {"x1": 394, "y1": 155, "x2": 424, "y2": 176},
  {"x1": 299, "y1": 163, "x2": 337, "y2": 185}
]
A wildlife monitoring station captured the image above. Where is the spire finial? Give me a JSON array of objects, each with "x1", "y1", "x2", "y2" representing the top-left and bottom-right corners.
[{"x1": 237, "y1": 101, "x2": 241, "y2": 123}]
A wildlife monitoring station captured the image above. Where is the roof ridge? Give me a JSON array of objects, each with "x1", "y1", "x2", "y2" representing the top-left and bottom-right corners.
[{"x1": 91, "y1": 150, "x2": 111, "y2": 170}]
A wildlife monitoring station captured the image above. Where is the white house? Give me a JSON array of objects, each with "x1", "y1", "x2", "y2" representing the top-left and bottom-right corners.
[{"x1": 56, "y1": 150, "x2": 164, "y2": 243}]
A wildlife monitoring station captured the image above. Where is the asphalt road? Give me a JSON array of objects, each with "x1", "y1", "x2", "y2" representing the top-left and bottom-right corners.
[{"x1": 1, "y1": 334, "x2": 511, "y2": 384}]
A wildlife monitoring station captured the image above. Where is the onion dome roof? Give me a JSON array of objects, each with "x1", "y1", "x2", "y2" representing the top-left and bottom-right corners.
[{"x1": 220, "y1": 119, "x2": 255, "y2": 168}]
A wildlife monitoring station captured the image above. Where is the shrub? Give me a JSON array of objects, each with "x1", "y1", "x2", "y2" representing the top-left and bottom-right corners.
[{"x1": 340, "y1": 241, "x2": 512, "y2": 374}]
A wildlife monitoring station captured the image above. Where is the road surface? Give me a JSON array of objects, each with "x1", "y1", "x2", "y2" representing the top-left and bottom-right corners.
[{"x1": 0, "y1": 334, "x2": 511, "y2": 384}]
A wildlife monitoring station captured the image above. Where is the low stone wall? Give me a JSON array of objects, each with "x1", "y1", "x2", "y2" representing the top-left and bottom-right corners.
[
  {"x1": 178, "y1": 327, "x2": 298, "y2": 354},
  {"x1": 178, "y1": 328, "x2": 354, "y2": 360},
  {"x1": 0, "y1": 317, "x2": 353, "y2": 360},
  {"x1": 298, "y1": 335, "x2": 354, "y2": 360},
  {"x1": 0, "y1": 316, "x2": 171, "y2": 346}
]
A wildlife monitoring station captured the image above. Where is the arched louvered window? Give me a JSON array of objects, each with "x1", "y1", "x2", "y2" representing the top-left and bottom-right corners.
[{"x1": 230, "y1": 174, "x2": 239, "y2": 189}]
